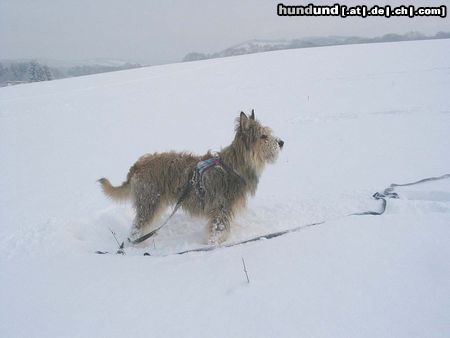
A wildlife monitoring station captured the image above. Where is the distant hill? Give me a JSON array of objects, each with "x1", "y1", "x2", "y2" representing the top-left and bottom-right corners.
[{"x1": 183, "y1": 31, "x2": 450, "y2": 62}]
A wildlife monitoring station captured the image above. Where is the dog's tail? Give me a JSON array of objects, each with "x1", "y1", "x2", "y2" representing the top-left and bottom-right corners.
[{"x1": 98, "y1": 178, "x2": 131, "y2": 202}]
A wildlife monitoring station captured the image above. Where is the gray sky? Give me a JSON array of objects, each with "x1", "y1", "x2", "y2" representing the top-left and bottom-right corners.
[{"x1": 1, "y1": 0, "x2": 449, "y2": 65}]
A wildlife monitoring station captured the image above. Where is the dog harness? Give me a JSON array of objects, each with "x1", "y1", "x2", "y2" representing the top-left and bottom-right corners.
[
  {"x1": 192, "y1": 156, "x2": 222, "y2": 200},
  {"x1": 192, "y1": 156, "x2": 247, "y2": 202}
]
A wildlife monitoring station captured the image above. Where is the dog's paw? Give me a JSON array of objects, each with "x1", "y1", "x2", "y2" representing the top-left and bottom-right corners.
[
  {"x1": 207, "y1": 230, "x2": 229, "y2": 246},
  {"x1": 207, "y1": 233, "x2": 220, "y2": 246}
]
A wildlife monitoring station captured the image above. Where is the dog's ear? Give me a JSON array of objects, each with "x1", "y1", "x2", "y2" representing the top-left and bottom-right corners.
[
  {"x1": 250, "y1": 109, "x2": 255, "y2": 120},
  {"x1": 240, "y1": 111, "x2": 250, "y2": 131}
]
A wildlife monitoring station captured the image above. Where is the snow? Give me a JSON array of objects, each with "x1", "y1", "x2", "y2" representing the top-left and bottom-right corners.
[{"x1": 1, "y1": 39, "x2": 449, "y2": 337}]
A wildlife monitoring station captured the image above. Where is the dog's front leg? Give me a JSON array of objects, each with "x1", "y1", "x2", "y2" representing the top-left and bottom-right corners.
[{"x1": 207, "y1": 206, "x2": 231, "y2": 245}]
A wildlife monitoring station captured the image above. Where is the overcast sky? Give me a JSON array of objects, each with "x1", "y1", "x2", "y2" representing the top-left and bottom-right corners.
[{"x1": 1, "y1": 0, "x2": 449, "y2": 65}]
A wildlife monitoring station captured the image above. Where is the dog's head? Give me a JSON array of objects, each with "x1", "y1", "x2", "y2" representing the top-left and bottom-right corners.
[{"x1": 235, "y1": 110, "x2": 284, "y2": 167}]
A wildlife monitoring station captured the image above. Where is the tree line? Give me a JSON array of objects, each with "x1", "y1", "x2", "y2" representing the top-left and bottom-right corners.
[
  {"x1": 0, "y1": 60, "x2": 54, "y2": 85},
  {"x1": 0, "y1": 60, "x2": 142, "y2": 86}
]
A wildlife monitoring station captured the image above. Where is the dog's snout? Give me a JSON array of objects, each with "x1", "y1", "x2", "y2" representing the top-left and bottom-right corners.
[{"x1": 278, "y1": 139, "x2": 284, "y2": 148}]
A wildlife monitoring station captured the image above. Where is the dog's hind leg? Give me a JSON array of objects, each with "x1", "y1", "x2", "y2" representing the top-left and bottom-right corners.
[{"x1": 129, "y1": 183, "x2": 165, "y2": 240}]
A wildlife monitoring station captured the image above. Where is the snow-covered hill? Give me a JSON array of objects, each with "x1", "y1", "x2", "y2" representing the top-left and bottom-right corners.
[
  {"x1": 182, "y1": 32, "x2": 450, "y2": 62},
  {"x1": 1, "y1": 39, "x2": 449, "y2": 338}
]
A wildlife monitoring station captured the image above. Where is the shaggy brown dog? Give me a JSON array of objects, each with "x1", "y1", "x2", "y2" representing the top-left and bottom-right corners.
[{"x1": 99, "y1": 111, "x2": 284, "y2": 244}]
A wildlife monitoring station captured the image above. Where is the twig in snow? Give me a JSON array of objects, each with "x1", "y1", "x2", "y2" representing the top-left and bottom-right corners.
[
  {"x1": 109, "y1": 228, "x2": 125, "y2": 255},
  {"x1": 241, "y1": 257, "x2": 250, "y2": 283}
]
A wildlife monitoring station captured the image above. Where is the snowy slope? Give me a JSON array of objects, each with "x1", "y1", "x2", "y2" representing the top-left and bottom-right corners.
[{"x1": 1, "y1": 39, "x2": 449, "y2": 338}]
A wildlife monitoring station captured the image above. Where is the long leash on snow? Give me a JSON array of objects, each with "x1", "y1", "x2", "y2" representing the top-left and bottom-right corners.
[
  {"x1": 350, "y1": 173, "x2": 450, "y2": 216},
  {"x1": 174, "y1": 221, "x2": 326, "y2": 255},
  {"x1": 97, "y1": 173, "x2": 450, "y2": 255}
]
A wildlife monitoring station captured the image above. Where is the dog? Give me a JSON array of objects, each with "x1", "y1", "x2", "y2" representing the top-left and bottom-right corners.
[{"x1": 99, "y1": 110, "x2": 284, "y2": 244}]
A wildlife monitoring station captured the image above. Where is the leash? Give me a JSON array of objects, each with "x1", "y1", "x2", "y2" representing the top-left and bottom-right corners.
[
  {"x1": 350, "y1": 173, "x2": 450, "y2": 216},
  {"x1": 100, "y1": 172, "x2": 450, "y2": 254},
  {"x1": 127, "y1": 156, "x2": 245, "y2": 245}
]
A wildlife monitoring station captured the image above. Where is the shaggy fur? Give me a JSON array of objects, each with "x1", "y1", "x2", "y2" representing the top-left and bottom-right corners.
[{"x1": 99, "y1": 111, "x2": 284, "y2": 244}]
